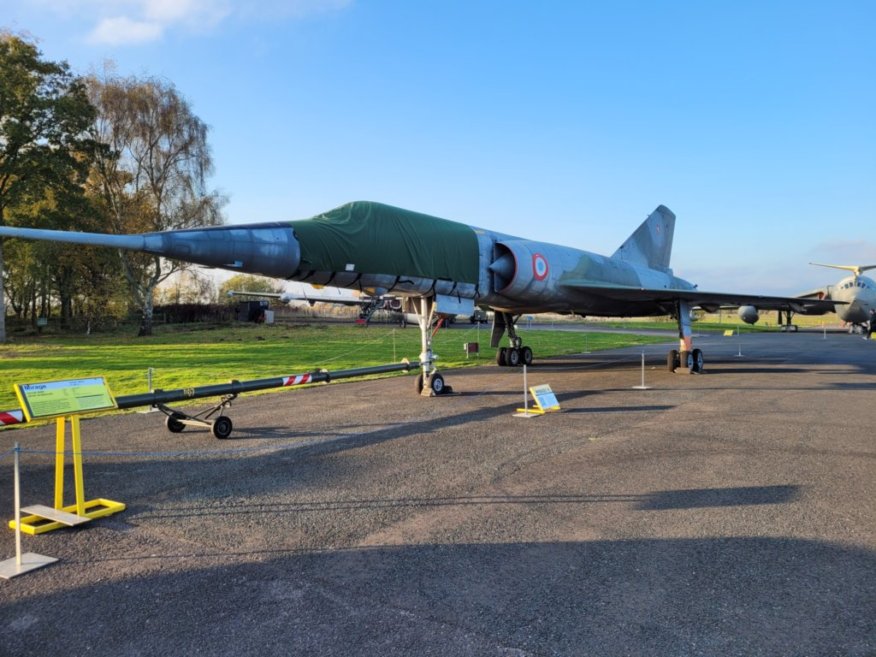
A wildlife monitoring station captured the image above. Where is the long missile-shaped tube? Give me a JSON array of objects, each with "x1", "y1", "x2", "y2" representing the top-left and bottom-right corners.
[{"x1": 0, "y1": 360, "x2": 417, "y2": 429}]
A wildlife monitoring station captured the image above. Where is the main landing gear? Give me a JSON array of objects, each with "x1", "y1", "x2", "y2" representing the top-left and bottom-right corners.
[
  {"x1": 491, "y1": 312, "x2": 533, "y2": 368},
  {"x1": 667, "y1": 301, "x2": 705, "y2": 374},
  {"x1": 778, "y1": 309, "x2": 799, "y2": 332},
  {"x1": 666, "y1": 348, "x2": 704, "y2": 373}
]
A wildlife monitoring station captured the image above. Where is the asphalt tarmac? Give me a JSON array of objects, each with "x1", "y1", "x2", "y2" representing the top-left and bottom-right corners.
[{"x1": 0, "y1": 331, "x2": 873, "y2": 657}]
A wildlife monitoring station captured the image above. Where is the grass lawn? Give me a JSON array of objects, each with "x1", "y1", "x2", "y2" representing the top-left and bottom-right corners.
[{"x1": 0, "y1": 322, "x2": 670, "y2": 411}]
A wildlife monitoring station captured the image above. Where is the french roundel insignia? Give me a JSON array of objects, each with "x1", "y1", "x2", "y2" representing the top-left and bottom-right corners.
[{"x1": 532, "y1": 253, "x2": 549, "y2": 281}]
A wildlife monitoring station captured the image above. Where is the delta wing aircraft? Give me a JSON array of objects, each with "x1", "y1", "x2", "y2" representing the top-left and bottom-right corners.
[{"x1": 0, "y1": 201, "x2": 838, "y2": 395}]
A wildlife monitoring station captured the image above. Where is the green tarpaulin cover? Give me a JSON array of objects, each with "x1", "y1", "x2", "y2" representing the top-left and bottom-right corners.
[{"x1": 290, "y1": 201, "x2": 479, "y2": 284}]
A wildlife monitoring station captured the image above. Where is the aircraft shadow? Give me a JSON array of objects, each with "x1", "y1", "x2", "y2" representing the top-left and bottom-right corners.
[
  {"x1": 635, "y1": 485, "x2": 801, "y2": 510},
  {"x1": 1, "y1": 536, "x2": 871, "y2": 656}
]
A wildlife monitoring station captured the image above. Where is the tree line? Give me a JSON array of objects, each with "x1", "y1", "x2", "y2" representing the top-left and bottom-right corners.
[{"x1": 0, "y1": 32, "x2": 236, "y2": 340}]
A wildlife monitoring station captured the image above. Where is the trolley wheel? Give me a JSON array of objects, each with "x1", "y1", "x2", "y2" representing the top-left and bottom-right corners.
[
  {"x1": 667, "y1": 349, "x2": 679, "y2": 372},
  {"x1": 507, "y1": 347, "x2": 522, "y2": 367},
  {"x1": 521, "y1": 346, "x2": 533, "y2": 366},
  {"x1": 496, "y1": 347, "x2": 508, "y2": 367},
  {"x1": 211, "y1": 416, "x2": 233, "y2": 440},
  {"x1": 165, "y1": 413, "x2": 185, "y2": 433}
]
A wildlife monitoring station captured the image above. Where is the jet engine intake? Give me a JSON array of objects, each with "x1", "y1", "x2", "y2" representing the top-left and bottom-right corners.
[{"x1": 489, "y1": 240, "x2": 552, "y2": 299}]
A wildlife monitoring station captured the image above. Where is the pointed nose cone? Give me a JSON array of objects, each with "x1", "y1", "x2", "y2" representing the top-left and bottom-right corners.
[{"x1": 143, "y1": 223, "x2": 301, "y2": 278}]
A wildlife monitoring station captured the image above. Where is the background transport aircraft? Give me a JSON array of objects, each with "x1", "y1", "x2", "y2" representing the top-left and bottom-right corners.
[
  {"x1": 736, "y1": 263, "x2": 875, "y2": 332},
  {"x1": 228, "y1": 287, "x2": 409, "y2": 324},
  {"x1": 229, "y1": 287, "x2": 490, "y2": 326},
  {"x1": 0, "y1": 201, "x2": 838, "y2": 395}
]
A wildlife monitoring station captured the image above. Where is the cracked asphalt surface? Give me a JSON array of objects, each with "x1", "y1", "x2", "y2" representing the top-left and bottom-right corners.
[{"x1": 0, "y1": 331, "x2": 874, "y2": 656}]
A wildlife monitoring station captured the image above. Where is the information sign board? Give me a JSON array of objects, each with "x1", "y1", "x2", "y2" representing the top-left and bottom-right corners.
[
  {"x1": 529, "y1": 384, "x2": 560, "y2": 412},
  {"x1": 14, "y1": 377, "x2": 116, "y2": 421}
]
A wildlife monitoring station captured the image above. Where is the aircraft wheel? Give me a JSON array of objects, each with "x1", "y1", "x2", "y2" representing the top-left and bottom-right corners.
[
  {"x1": 428, "y1": 372, "x2": 446, "y2": 395},
  {"x1": 521, "y1": 346, "x2": 533, "y2": 366},
  {"x1": 165, "y1": 413, "x2": 185, "y2": 433},
  {"x1": 496, "y1": 348, "x2": 508, "y2": 367},
  {"x1": 211, "y1": 416, "x2": 233, "y2": 440},
  {"x1": 667, "y1": 349, "x2": 679, "y2": 372},
  {"x1": 691, "y1": 348, "x2": 704, "y2": 372},
  {"x1": 414, "y1": 373, "x2": 424, "y2": 394},
  {"x1": 507, "y1": 347, "x2": 522, "y2": 367}
]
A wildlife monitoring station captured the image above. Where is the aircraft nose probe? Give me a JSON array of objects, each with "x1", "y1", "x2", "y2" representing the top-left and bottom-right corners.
[{"x1": 0, "y1": 223, "x2": 302, "y2": 278}]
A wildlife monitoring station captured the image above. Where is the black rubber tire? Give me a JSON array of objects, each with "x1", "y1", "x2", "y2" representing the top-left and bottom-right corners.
[
  {"x1": 496, "y1": 348, "x2": 508, "y2": 367},
  {"x1": 521, "y1": 346, "x2": 533, "y2": 366},
  {"x1": 165, "y1": 414, "x2": 185, "y2": 433},
  {"x1": 211, "y1": 416, "x2": 233, "y2": 440},
  {"x1": 691, "y1": 348, "x2": 704, "y2": 373},
  {"x1": 507, "y1": 347, "x2": 522, "y2": 367},
  {"x1": 428, "y1": 372, "x2": 445, "y2": 395},
  {"x1": 414, "y1": 373, "x2": 424, "y2": 394},
  {"x1": 667, "y1": 349, "x2": 679, "y2": 372}
]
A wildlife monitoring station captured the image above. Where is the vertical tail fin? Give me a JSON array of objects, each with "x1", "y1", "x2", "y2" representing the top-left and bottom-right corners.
[{"x1": 611, "y1": 205, "x2": 676, "y2": 272}]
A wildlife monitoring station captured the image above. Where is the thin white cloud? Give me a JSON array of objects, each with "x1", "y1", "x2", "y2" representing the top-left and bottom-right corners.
[
  {"x1": 235, "y1": 0, "x2": 353, "y2": 20},
  {"x1": 24, "y1": 0, "x2": 351, "y2": 46},
  {"x1": 87, "y1": 16, "x2": 163, "y2": 45},
  {"x1": 809, "y1": 240, "x2": 876, "y2": 266}
]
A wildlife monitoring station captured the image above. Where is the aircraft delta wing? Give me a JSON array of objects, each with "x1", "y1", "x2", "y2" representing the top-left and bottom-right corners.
[{"x1": 0, "y1": 201, "x2": 839, "y2": 394}]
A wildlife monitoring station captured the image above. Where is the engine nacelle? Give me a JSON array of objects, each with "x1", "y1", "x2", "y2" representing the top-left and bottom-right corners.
[
  {"x1": 489, "y1": 240, "x2": 553, "y2": 299},
  {"x1": 383, "y1": 297, "x2": 403, "y2": 312},
  {"x1": 738, "y1": 305, "x2": 759, "y2": 324}
]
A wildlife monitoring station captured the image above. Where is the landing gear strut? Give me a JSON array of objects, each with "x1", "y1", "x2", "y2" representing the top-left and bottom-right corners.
[
  {"x1": 412, "y1": 296, "x2": 452, "y2": 396},
  {"x1": 492, "y1": 312, "x2": 533, "y2": 367},
  {"x1": 667, "y1": 301, "x2": 704, "y2": 374},
  {"x1": 778, "y1": 309, "x2": 799, "y2": 332}
]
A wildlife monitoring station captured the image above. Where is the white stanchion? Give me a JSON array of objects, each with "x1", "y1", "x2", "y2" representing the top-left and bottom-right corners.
[
  {"x1": 632, "y1": 351, "x2": 651, "y2": 390},
  {"x1": 0, "y1": 444, "x2": 58, "y2": 579}
]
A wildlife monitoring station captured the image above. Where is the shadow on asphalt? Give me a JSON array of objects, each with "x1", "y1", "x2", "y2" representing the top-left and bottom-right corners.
[
  {"x1": 1, "y1": 537, "x2": 872, "y2": 656},
  {"x1": 636, "y1": 485, "x2": 802, "y2": 510}
]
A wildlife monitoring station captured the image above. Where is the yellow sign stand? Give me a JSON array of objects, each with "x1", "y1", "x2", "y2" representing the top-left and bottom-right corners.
[
  {"x1": 515, "y1": 384, "x2": 561, "y2": 416},
  {"x1": 8, "y1": 414, "x2": 125, "y2": 535}
]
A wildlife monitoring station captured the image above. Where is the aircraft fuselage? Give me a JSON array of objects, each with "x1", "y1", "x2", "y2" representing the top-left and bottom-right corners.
[{"x1": 830, "y1": 275, "x2": 876, "y2": 325}]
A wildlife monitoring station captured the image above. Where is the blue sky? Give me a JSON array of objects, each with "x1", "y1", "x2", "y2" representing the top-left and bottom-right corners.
[{"x1": 3, "y1": 0, "x2": 874, "y2": 294}]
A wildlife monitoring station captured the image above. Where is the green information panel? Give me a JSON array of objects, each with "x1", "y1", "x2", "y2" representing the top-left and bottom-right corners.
[{"x1": 14, "y1": 377, "x2": 116, "y2": 421}]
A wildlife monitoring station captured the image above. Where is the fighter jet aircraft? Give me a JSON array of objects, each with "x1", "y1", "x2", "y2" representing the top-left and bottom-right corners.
[{"x1": 0, "y1": 201, "x2": 838, "y2": 395}]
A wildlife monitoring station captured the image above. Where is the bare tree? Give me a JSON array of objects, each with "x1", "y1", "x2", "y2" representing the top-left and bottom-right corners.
[{"x1": 87, "y1": 72, "x2": 225, "y2": 336}]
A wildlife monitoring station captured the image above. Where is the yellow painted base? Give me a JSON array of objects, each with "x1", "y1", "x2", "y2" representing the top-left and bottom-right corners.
[
  {"x1": 9, "y1": 499, "x2": 126, "y2": 535},
  {"x1": 516, "y1": 407, "x2": 545, "y2": 415}
]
